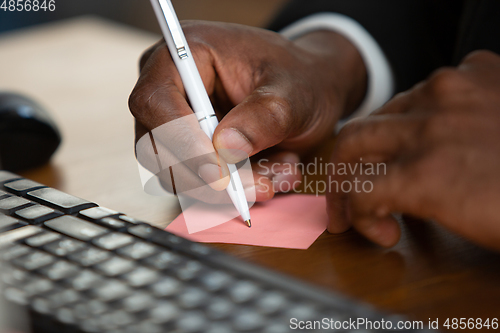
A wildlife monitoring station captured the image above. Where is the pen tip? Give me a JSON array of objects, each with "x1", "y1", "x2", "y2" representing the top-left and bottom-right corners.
[{"x1": 245, "y1": 219, "x2": 251, "y2": 228}]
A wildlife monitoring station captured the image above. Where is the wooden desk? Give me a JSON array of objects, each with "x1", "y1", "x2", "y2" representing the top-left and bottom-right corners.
[{"x1": 1, "y1": 18, "x2": 499, "y2": 326}]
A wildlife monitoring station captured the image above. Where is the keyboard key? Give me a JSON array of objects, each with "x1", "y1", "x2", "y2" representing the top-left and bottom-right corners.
[
  {"x1": 176, "y1": 311, "x2": 207, "y2": 333},
  {"x1": 123, "y1": 267, "x2": 159, "y2": 287},
  {"x1": 151, "y1": 277, "x2": 182, "y2": 297},
  {"x1": 0, "y1": 190, "x2": 11, "y2": 199},
  {"x1": 1, "y1": 243, "x2": 32, "y2": 260},
  {"x1": 178, "y1": 287, "x2": 209, "y2": 309},
  {"x1": 25, "y1": 231, "x2": 62, "y2": 247},
  {"x1": 127, "y1": 224, "x2": 156, "y2": 239},
  {"x1": 128, "y1": 321, "x2": 162, "y2": 333},
  {"x1": 286, "y1": 303, "x2": 318, "y2": 321},
  {"x1": 12, "y1": 251, "x2": 55, "y2": 270},
  {"x1": 122, "y1": 292, "x2": 155, "y2": 312},
  {"x1": 0, "y1": 171, "x2": 21, "y2": 184},
  {"x1": 190, "y1": 243, "x2": 211, "y2": 256},
  {"x1": 56, "y1": 307, "x2": 77, "y2": 324},
  {"x1": 48, "y1": 289, "x2": 80, "y2": 308},
  {"x1": 2, "y1": 267, "x2": 30, "y2": 286},
  {"x1": 0, "y1": 221, "x2": 27, "y2": 233},
  {"x1": 93, "y1": 233, "x2": 134, "y2": 250},
  {"x1": 79, "y1": 207, "x2": 119, "y2": 220},
  {"x1": 176, "y1": 260, "x2": 204, "y2": 281},
  {"x1": 73, "y1": 299, "x2": 109, "y2": 319},
  {"x1": 148, "y1": 301, "x2": 179, "y2": 324},
  {"x1": 45, "y1": 216, "x2": 108, "y2": 241},
  {"x1": 101, "y1": 310, "x2": 135, "y2": 329},
  {"x1": 24, "y1": 278, "x2": 54, "y2": 297},
  {"x1": 3, "y1": 179, "x2": 45, "y2": 195},
  {"x1": 27, "y1": 188, "x2": 97, "y2": 214},
  {"x1": 44, "y1": 237, "x2": 86, "y2": 256},
  {"x1": 262, "y1": 322, "x2": 291, "y2": 333},
  {"x1": 0, "y1": 196, "x2": 32, "y2": 214},
  {"x1": 117, "y1": 241, "x2": 159, "y2": 260},
  {"x1": 95, "y1": 217, "x2": 129, "y2": 230},
  {"x1": 0, "y1": 215, "x2": 26, "y2": 232},
  {"x1": 4, "y1": 287, "x2": 28, "y2": 305},
  {"x1": 69, "y1": 270, "x2": 104, "y2": 291},
  {"x1": 229, "y1": 281, "x2": 261, "y2": 303},
  {"x1": 144, "y1": 251, "x2": 182, "y2": 270},
  {"x1": 0, "y1": 225, "x2": 40, "y2": 244},
  {"x1": 39, "y1": 261, "x2": 80, "y2": 280},
  {"x1": 256, "y1": 291, "x2": 288, "y2": 315},
  {"x1": 94, "y1": 256, "x2": 135, "y2": 276},
  {"x1": 68, "y1": 247, "x2": 111, "y2": 266},
  {"x1": 15, "y1": 205, "x2": 62, "y2": 224},
  {"x1": 32, "y1": 297, "x2": 52, "y2": 314},
  {"x1": 91, "y1": 280, "x2": 131, "y2": 302},
  {"x1": 232, "y1": 310, "x2": 265, "y2": 331},
  {"x1": 206, "y1": 297, "x2": 234, "y2": 320},
  {"x1": 206, "y1": 323, "x2": 233, "y2": 333},
  {"x1": 200, "y1": 271, "x2": 233, "y2": 292},
  {"x1": 118, "y1": 215, "x2": 144, "y2": 224},
  {"x1": 79, "y1": 318, "x2": 103, "y2": 333}
]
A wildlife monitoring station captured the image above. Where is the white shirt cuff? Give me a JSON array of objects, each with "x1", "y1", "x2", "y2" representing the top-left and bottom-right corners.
[{"x1": 279, "y1": 13, "x2": 395, "y2": 129}]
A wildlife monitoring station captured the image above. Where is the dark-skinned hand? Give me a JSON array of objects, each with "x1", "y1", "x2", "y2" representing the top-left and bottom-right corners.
[
  {"x1": 328, "y1": 50, "x2": 500, "y2": 251},
  {"x1": 129, "y1": 21, "x2": 366, "y2": 201}
]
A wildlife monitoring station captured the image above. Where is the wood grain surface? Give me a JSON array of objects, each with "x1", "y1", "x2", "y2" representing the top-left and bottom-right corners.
[{"x1": 0, "y1": 18, "x2": 499, "y2": 327}]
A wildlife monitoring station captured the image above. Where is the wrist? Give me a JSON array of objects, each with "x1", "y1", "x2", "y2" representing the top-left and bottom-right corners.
[{"x1": 293, "y1": 30, "x2": 367, "y2": 118}]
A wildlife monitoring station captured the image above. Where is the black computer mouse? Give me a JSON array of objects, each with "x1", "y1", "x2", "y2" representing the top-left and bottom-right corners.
[{"x1": 0, "y1": 92, "x2": 61, "y2": 171}]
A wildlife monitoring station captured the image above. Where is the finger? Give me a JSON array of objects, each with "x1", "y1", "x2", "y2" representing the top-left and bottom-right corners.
[
  {"x1": 351, "y1": 215, "x2": 401, "y2": 247},
  {"x1": 213, "y1": 84, "x2": 304, "y2": 164},
  {"x1": 326, "y1": 186, "x2": 352, "y2": 234},
  {"x1": 136, "y1": 122, "x2": 231, "y2": 197},
  {"x1": 328, "y1": 114, "x2": 423, "y2": 236},
  {"x1": 130, "y1": 45, "x2": 229, "y2": 189},
  {"x1": 371, "y1": 89, "x2": 414, "y2": 116},
  {"x1": 139, "y1": 40, "x2": 165, "y2": 71},
  {"x1": 252, "y1": 152, "x2": 302, "y2": 193},
  {"x1": 349, "y1": 161, "x2": 437, "y2": 227},
  {"x1": 334, "y1": 114, "x2": 425, "y2": 164}
]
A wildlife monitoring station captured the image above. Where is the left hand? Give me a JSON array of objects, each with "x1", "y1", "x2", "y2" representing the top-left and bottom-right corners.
[{"x1": 327, "y1": 50, "x2": 500, "y2": 251}]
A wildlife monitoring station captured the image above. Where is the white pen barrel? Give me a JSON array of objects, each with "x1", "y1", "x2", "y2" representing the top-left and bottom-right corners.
[
  {"x1": 226, "y1": 164, "x2": 251, "y2": 221},
  {"x1": 198, "y1": 116, "x2": 218, "y2": 141},
  {"x1": 152, "y1": 0, "x2": 216, "y2": 120},
  {"x1": 151, "y1": 0, "x2": 251, "y2": 223}
]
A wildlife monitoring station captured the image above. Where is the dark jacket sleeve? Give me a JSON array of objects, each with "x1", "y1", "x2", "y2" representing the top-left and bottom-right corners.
[{"x1": 268, "y1": 0, "x2": 464, "y2": 93}]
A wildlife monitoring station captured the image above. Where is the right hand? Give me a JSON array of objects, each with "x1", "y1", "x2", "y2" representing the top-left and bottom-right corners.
[{"x1": 129, "y1": 20, "x2": 366, "y2": 202}]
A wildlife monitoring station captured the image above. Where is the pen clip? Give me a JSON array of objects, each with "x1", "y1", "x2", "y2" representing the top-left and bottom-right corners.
[{"x1": 158, "y1": 0, "x2": 188, "y2": 60}]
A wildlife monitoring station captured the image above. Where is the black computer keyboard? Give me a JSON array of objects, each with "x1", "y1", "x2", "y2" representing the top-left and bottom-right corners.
[{"x1": 0, "y1": 170, "x2": 425, "y2": 333}]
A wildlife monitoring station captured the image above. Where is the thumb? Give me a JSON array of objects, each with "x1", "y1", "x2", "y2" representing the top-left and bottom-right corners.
[{"x1": 213, "y1": 86, "x2": 295, "y2": 164}]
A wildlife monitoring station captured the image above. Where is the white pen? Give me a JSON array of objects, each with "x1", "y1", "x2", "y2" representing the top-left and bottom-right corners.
[{"x1": 150, "y1": 0, "x2": 252, "y2": 227}]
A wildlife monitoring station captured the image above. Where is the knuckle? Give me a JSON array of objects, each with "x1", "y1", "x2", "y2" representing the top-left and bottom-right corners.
[
  {"x1": 337, "y1": 117, "x2": 364, "y2": 142},
  {"x1": 128, "y1": 83, "x2": 150, "y2": 119},
  {"x1": 461, "y1": 49, "x2": 500, "y2": 65},
  {"x1": 426, "y1": 67, "x2": 469, "y2": 98},
  {"x1": 128, "y1": 83, "x2": 162, "y2": 121},
  {"x1": 259, "y1": 93, "x2": 294, "y2": 138},
  {"x1": 334, "y1": 118, "x2": 366, "y2": 158}
]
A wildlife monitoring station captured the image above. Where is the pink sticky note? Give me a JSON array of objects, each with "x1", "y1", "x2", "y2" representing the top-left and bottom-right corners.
[{"x1": 166, "y1": 194, "x2": 328, "y2": 250}]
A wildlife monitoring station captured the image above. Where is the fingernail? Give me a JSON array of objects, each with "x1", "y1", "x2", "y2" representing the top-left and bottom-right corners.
[
  {"x1": 216, "y1": 128, "x2": 253, "y2": 163},
  {"x1": 198, "y1": 164, "x2": 228, "y2": 191}
]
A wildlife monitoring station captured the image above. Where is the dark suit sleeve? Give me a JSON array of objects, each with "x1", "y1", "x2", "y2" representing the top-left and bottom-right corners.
[{"x1": 268, "y1": 0, "x2": 464, "y2": 93}]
